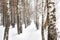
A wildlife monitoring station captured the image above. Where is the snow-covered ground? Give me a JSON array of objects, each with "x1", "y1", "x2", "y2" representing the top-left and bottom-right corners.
[{"x1": 0, "y1": 20, "x2": 43, "y2": 40}]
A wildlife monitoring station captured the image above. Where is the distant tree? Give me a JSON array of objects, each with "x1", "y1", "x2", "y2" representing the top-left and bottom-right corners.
[
  {"x1": 3, "y1": 15, "x2": 10, "y2": 40},
  {"x1": 2, "y1": 0, "x2": 6, "y2": 27},
  {"x1": 17, "y1": 0, "x2": 22, "y2": 34},
  {"x1": 22, "y1": 0, "x2": 31, "y2": 28},
  {"x1": 0, "y1": 0, "x2": 3, "y2": 25},
  {"x1": 35, "y1": 0, "x2": 40, "y2": 29},
  {"x1": 10, "y1": 0, "x2": 16, "y2": 28},
  {"x1": 42, "y1": 0, "x2": 45, "y2": 40}
]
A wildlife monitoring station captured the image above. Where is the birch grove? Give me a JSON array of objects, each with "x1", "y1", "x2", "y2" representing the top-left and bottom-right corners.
[{"x1": 0, "y1": 0, "x2": 58, "y2": 40}]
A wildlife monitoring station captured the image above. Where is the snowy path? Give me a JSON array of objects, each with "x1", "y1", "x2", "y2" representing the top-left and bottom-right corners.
[
  {"x1": 0, "y1": 26, "x2": 4, "y2": 40},
  {"x1": 9, "y1": 21, "x2": 42, "y2": 40}
]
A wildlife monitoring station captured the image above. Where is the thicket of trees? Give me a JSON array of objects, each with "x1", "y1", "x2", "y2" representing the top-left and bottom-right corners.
[{"x1": 0, "y1": 0, "x2": 57, "y2": 40}]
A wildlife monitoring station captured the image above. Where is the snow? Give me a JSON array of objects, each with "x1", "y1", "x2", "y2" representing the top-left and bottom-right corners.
[
  {"x1": 0, "y1": 16, "x2": 48, "y2": 40},
  {"x1": 0, "y1": 26, "x2": 4, "y2": 40},
  {"x1": 56, "y1": 0, "x2": 60, "y2": 40},
  {"x1": 9, "y1": 20, "x2": 42, "y2": 40},
  {"x1": 0, "y1": 20, "x2": 43, "y2": 40}
]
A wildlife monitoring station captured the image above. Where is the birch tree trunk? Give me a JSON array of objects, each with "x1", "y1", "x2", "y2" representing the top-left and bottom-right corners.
[
  {"x1": 2, "y1": 0, "x2": 7, "y2": 27},
  {"x1": 3, "y1": 15, "x2": 10, "y2": 40},
  {"x1": 42, "y1": 0, "x2": 46, "y2": 40},
  {"x1": 17, "y1": 0, "x2": 23, "y2": 34},
  {"x1": 22, "y1": 0, "x2": 31, "y2": 28},
  {"x1": 24, "y1": 0, "x2": 28, "y2": 28},
  {"x1": 32, "y1": 0, "x2": 39, "y2": 30},
  {"x1": 35, "y1": 0, "x2": 39, "y2": 29},
  {"x1": 0, "y1": 0, "x2": 3, "y2": 25},
  {"x1": 3, "y1": 0, "x2": 10, "y2": 40},
  {"x1": 10, "y1": 0, "x2": 17, "y2": 28},
  {"x1": 26, "y1": 0, "x2": 31, "y2": 27},
  {"x1": 47, "y1": 0, "x2": 57, "y2": 40}
]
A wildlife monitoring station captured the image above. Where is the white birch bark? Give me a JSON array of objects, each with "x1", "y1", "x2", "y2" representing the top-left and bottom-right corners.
[{"x1": 47, "y1": 0, "x2": 57, "y2": 40}]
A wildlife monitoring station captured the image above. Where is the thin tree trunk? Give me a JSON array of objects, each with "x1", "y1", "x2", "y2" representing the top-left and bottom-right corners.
[
  {"x1": 42, "y1": 0, "x2": 45, "y2": 40},
  {"x1": 0, "y1": 0, "x2": 3, "y2": 25},
  {"x1": 17, "y1": 0, "x2": 20, "y2": 34},
  {"x1": 24, "y1": 0, "x2": 28, "y2": 28},
  {"x1": 3, "y1": 15, "x2": 10, "y2": 40},
  {"x1": 2, "y1": 0, "x2": 6, "y2": 27},
  {"x1": 3, "y1": 0, "x2": 10, "y2": 40},
  {"x1": 10, "y1": 0, "x2": 16, "y2": 28},
  {"x1": 26, "y1": 0, "x2": 31, "y2": 27},
  {"x1": 17, "y1": 0, "x2": 22, "y2": 34},
  {"x1": 22, "y1": 0, "x2": 31, "y2": 28}
]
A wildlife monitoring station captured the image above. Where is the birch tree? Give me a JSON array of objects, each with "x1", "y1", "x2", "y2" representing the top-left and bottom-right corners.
[
  {"x1": 2, "y1": 0, "x2": 7, "y2": 27},
  {"x1": 0, "y1": 0, "x2": 3, "y2": 25},
  {"x1": 34, "y1": 0, "x2": 39, "y2": 29},
  {"x1": 41, "y1": 0, "x2": 46, "y2": 40},
  {"x1": 47, "y1": 0, "x2": 57, "y2": 40},
  {"x1": 21, "y1": 0, "x2": 31, "y2": 28},
  {"x1": 17, "y1": 0, "x2": 23, "y2": 34},
  {"x1": 2, "y1": 0, "x2": 10, "y2": 40},
  {"x1": 34, "y1": 0, "x2": 42, "y2": 30},
  {"x1": 26, "y1": 0, "x2": 31, "y2": 27},
  {"x1": 23, "y1": 0, "x2": 28, "y2": 28},
  {"x1": 10, "y1": 0, "x2": 17, "y2": 28}
]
